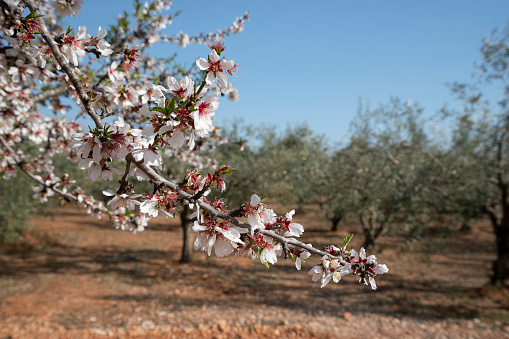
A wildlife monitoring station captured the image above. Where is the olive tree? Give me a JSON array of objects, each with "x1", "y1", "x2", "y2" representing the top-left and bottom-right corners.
[
  {"x1": 332, "y1": 98, "x2": 444, "y2": 248},
  {"x1": 444, "y1": 25, "x2": 509, "y2": 284}
]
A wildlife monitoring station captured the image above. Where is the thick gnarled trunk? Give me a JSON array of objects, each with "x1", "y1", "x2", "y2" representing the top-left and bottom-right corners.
[
  {"x1": 359, "y1": 212, "x2": 390, "y2": 249},
  {"x1": 330, "y1": 216, "x2": 342, "y2": 232},
  {"x1": 487, "y1": 201, "x2": 509, "y2": 286},
  {"x1": 486, "y1": 171, "x2": 509, "y2": 286},
  {"x1": 492, "y1": 226, "x2": 509, "y2": 285},
  {"x1": 486, "y1": 133, "x2": 509, "y2": 286}
]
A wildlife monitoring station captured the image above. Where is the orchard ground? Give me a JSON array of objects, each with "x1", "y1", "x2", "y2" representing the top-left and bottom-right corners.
[{"x1": 0, "y1": 204, "x2": 508, "y2": 339}]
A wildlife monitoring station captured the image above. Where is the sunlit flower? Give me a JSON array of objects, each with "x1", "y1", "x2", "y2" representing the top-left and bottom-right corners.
[
  {"x1": 191, "y1": 92, "x2": 219, "y2": 135},
  {"x1": 349, "y1": 247, "x2": 389, "y2": 290},
  {"x1": 195, "y1": 50, "x2": 234, "y2": 89},
  {"x1": 283, "y1": 209, "x2": 304, "y2": 237},
  {"x1": 165, "y1": 76, "x2": 194, "y2": 100},
  {"x1": 103, "y1": 189, "x2": 142, "y2": 210},
  {"x1": 192, "y1": 220, "x2": 244, "y2": 257}
]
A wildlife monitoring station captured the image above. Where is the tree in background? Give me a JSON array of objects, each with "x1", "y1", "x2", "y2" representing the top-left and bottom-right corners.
[
  {"x1": 253, "y1": 124, "x2": 329, "y2": 213},
  {"x1": 434, "y1": 113, "x2": 492, "y2": 232},
  {"x1": 210, "y1": 122, "x2": 260, "y2": 208},
  {"x1": 443, "y1": 25, "x2": 509, "y2": 285},
  {"x1": 328, "y1": 98, "x2": 445, "y2": 248},
  {"x1": 315, "y1": 148, "x2": 354, "y2": 232}
]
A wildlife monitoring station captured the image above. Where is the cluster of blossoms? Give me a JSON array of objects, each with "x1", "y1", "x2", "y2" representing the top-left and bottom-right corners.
[
  {"x1": 0, "y1": 0, "x2": 242, "y2": 220},
  {"x1": 199, "y1": 194, "x2": 294, "y2": 266},
  {"x1": 309, "y1": 245, "x2": 389, "y2": 289},
  {"x1": 56, "y1": 25, "x2": 113, "y2": 67},
  {"x1": 0, "y1": 0, "x2": 388, "y2": 291},
  {"x1": 69, "y1": 39, "x2": 238, "y2": 185},
  {"x1": 192, "y1": 198, "x2": 246, "y2": 257},
  {"x1": 94, "y1": 163, "x2": 237, "y2": 233},
  {"x1": 189, "y1": 193, "x2": 389, "y2": 289}
]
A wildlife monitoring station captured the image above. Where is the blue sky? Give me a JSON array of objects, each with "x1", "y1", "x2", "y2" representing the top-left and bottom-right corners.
[{"x1": 67, "y1": 0, "x2": 509, "y2": 145}]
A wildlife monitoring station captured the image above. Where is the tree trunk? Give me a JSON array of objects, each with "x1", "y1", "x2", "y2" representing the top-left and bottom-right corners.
[
  {"x1": 180, "y1": 204, "x2": 194, "y2": 263},
  {"x1": 491, "y1": 226, "x2": 509, "y2": 286},
  {"x1": 359, "y1": 212, "x2": 390, "y2": 249},
  {"x1": 330, "y1": 216, "x2": 342, "y2": 232},
  {"x1": 359, "y1": 213, "x2": 375, "y2": 249},
  {"x1": 490, "y1": 131, "x2": 509, "y2": 286},
  {"x1": 362, "y1": 233, "x2": 375, "y2": 249},
  {"x1": 295, "y1": 204, "x2": 306, "y2": 215},
  {"x1": 489, "y1": 197, "x2": 509, "y2": 286},
  {"x1": 458, "y1": 215, "x2": 472, "y2": 232}
]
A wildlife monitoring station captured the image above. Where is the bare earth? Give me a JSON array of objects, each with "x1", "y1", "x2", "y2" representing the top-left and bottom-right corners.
[{"x1": 1, "y1": 205, "x2": 508, "y2": 338}]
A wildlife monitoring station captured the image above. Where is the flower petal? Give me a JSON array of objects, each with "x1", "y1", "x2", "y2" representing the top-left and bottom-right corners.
[{"x1": 196, "y1": 58, "x2": 209, "y2": 70}]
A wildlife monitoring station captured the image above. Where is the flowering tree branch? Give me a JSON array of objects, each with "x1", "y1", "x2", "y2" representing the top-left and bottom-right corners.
[
  {"x1": 32, "y1": 84, "x2": 68, "y2": 103},
  {"x1": 0, "y1": 0, "x2": 388, "y2": 290},
  {"x1": 24, "y1": 0, "x2": 104, "y2": 130}
]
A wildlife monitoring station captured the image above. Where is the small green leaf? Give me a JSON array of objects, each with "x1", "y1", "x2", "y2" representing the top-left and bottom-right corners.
[
  {"x1": 166, "y1": 96, "x2": 175, "y2": 112},
  {"x1": 222, "y1": 168, "x2": 238, "y2": 175},
  {"x1": 342, "y1": 234, "x2": 354, "y2": 249},
  {"x1": 25, "y1": 13, "x2": 44, "y2": 20},
  {"x1": 150, "y1": 106, "x2": 166, "y2": 114},
  {"x1": 25, "y1": 10, "x2": 44, "y2": 20}
]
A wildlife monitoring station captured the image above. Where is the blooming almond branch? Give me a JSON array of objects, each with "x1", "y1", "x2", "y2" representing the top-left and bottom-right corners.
[
  {"x1": 0, "y1": 0, "x2": 388, "y2": 290},
  {"x1": 24, "y1": 0, "x2": 104, "y2": 130}
]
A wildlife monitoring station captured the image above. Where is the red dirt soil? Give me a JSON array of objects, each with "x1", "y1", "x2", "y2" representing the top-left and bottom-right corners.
[{"x1": 0, "y1": 205, "x2": 508, "y2": 338}]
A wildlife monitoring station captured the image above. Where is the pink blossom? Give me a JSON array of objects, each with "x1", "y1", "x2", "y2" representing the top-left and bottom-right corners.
[
  {"x1": 103, "y1": 189, "x2": 142, "y2": 210},
  {"x1": 165, "y1": 76, "x2": 194, "y2": 100},
  {"x1": 192, "y1": 220, "x2": 244, "y2": 257},
  {"x1": 191, "y1": 92, "x2": 219, "y2": 136},
  {"x1": 51, "y1": 0, "x2": 84, "y2": 17},
  {"x1": 195, "y1": 50, "x2": 235, "y2": 89},
  {"x1": 348, "y1": 248, "x2": 389, "y2": 290}
]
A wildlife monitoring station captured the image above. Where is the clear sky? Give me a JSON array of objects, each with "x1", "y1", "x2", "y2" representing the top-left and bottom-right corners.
[{"x1": 67, "y1": 0, "x2": 509, "y2": 145}]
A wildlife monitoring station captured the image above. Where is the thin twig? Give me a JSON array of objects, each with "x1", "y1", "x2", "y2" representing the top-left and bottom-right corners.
[
  {"x1": 32, "y1": 84, "x2": 68, "y2": 103},
  {"x1": 24, "y1": 0, "x2": 104, "y2": 130},
  {"x1": 126, "y1": 153, "x2": 348, "y2": 264}
]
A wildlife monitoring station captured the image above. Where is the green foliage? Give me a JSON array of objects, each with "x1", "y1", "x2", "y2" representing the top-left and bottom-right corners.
[
  {"x1": 319, "y1": 98, "x2": 447, "y2": 246},
  {"x1": 254, "y1": 124, "x2": 329, "y2": 211},
  {"x1": 0, "y1": 174, "x2": 41, "y2": 245},
  {"x1": 442, "y1": 26, "x2": 509, "y2": 284},
  {"x1": 211, "y1": 122, "x2": 330, "y2": 212},
  {"x1": 440, "y1": 26, "x2": 509, "y2": 229},
  {"x1": 212, "y1": 123, "x2": 260, "y2": 207}
]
